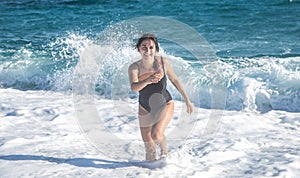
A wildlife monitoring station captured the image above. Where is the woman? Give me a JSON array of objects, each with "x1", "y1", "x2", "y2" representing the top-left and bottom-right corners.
[{"x1": 128, "y1": 33, "x2": 193, "y2": 161}]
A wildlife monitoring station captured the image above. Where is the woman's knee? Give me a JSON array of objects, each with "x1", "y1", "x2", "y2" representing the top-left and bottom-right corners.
[
  {"x1": 151, "y1": 130, "x2": 164, "y2": 141},
  {"x1": 139, "y1": 127, "x2": 152, "y2": 142}
]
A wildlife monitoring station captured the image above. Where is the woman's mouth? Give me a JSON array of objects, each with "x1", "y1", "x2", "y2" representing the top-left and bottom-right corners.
[{"x1": 144, "y1": 53, "x2": 153, "y2": 57}]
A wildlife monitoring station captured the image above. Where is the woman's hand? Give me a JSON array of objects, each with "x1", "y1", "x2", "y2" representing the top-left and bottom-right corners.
[
  {"x1": 153, "y1": 70, "x2": 163, "y2": 80},
  {"x1": 147, "y1": 71, "x2": 163, "y2": 84},
  {"x1": 186, "y1": 100, "x2": 193, "y2": 114}
]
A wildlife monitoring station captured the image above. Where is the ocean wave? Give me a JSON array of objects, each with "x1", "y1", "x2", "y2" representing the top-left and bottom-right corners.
[
  {"x1": 0, "y1": 32, "x2": 91, "y2": 90},
  {"x1": 194, "y1": 56, "x2": 300, "y2": 112},
  {"x1": 0, "y1": 32, "x2": 299, "y2": 112}
]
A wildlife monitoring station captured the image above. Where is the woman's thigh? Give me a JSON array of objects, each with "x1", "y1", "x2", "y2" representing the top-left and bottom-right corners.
[
  {"x1": 152, "y1": 101, "x2": 174, "y2": 135},
  {"x1": 138, "y1": 101, "x2": 174, "y2": 140}
]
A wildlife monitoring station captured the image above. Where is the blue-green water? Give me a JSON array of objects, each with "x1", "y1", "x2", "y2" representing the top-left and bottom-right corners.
[{"x1": 1, "y1": 0, "x2": 300, "y2": 112}]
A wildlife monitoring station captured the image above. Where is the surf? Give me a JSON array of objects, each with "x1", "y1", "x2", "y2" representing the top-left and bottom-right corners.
[{"x1": 1, "y1": 31, "x2": 299, "y2": 113}]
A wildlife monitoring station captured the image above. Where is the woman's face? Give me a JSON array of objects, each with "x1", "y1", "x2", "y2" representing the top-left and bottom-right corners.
[{"x1": 138, "y1": 39, "x2": 156, "y2": 59}]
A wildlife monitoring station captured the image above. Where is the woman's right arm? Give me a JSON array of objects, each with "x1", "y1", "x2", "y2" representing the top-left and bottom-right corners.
[
  {"x1": 128, "y1": 63, "x2": 161, "y2": 92},
  {"x1": 128, "y1": 63, "x2": 149, "y2": 92}
]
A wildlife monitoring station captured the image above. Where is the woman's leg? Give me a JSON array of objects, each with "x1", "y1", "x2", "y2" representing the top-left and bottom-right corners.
[
  {"x1": 151, "y1": 101, "x2": 174, "y2": 156},
  {"x1": 138, "y1": 106, "x2": 156, "y2": 161},
  {"x1": 139, "y1": 127, "x2": 156, "y2": 160}
]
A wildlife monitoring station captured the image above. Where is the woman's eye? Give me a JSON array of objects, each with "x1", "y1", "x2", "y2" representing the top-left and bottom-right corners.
[{"x1": 141, "y1": 46, "x2": 154, "y2": 50}]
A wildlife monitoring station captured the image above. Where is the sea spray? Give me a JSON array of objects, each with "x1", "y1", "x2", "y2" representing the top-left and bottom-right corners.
[
  {"x1": 1, "y1": 32, "x2": 299, "y2": 112},
  {"x1": 0, "y1": 32, "x2": 91, "y2": 91}
]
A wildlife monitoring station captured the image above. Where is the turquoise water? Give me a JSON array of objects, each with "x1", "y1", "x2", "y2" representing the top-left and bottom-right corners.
[{"x1": 1, "y1": 0, "x2": 300, "y2": 112}]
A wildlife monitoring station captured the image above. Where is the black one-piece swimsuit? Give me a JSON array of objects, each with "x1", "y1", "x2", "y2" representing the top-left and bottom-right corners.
[{"x1": 138, "y1": 57, "x2": 172, "y2": 113}]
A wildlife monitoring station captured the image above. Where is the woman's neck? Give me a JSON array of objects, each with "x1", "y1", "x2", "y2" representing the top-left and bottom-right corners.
[{"x1": 141, "y1": 57, "x2": 155, "y2": 69}]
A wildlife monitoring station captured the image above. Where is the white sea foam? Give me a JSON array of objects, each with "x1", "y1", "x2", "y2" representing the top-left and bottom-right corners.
[
  {"x1": 0, "y1": 32, "x2": 299, "y2": 112},
  {"x1": 0, "y1": 88, "x2": 299, "y2": 177}
]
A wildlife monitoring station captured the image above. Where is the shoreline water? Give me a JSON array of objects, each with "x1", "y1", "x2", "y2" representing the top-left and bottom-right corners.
[
  {"x1": 1, "y1": 1, "x2": 300, "y2": 177},
  {"x1": 0, "y1": 88, "x2": 299, "y2": 177}
]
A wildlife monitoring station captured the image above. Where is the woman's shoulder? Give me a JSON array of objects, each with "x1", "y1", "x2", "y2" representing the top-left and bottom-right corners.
[
  {"x1": 128, "y1": 60, "x2": 141, "y2": 70},
  {"x1": 156, "y1": 56, "x2": 170, "y2": 66},
  {"x1": 155, "y1": 56, "x2": 169, "y2": 62}
]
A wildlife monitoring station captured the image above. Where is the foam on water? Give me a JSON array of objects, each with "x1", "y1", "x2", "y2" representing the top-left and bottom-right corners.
[
  {"x1": 223, "y1": 57, "x2": 300, "y2": 112},
  {"x1": 0, "y1": 32, "x2": 91, "y2": 90},
  {"x1": 0, "y1": 31, "x2": 299, "y2": 112}
]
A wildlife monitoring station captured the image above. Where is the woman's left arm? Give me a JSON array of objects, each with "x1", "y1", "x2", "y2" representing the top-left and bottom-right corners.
[{"x1": 164, "y1": 57, "x2": 193, "y2": 114}]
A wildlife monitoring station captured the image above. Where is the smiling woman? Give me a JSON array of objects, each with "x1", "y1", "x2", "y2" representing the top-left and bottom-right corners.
[{"x1": 128, "y1": 33, "x2": 193, "y2": 161}]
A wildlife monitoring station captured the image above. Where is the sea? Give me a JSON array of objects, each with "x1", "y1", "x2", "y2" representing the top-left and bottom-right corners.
[
  {"x1": 0, "y1": 0, "x2": 300, "y2": 112},
  {"x1": 1, "y1": 1, "x2": 300, "y2": 177}
]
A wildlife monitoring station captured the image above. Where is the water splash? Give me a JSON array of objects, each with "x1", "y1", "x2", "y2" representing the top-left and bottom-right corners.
[{"x1": 0, "y1": 30, "x2": 299, "y2": 112}]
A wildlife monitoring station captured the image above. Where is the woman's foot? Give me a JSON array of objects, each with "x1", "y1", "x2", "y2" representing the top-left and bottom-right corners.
[
  {"x1": 159, "y1": 135, "x2": 168, "y2": 157},
  {"x1": 145, "y1": 151, "x2": 156, "y2": 161},
  {"x1": 145, "y1": 143, "x2": 156, "y2": 161}
]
